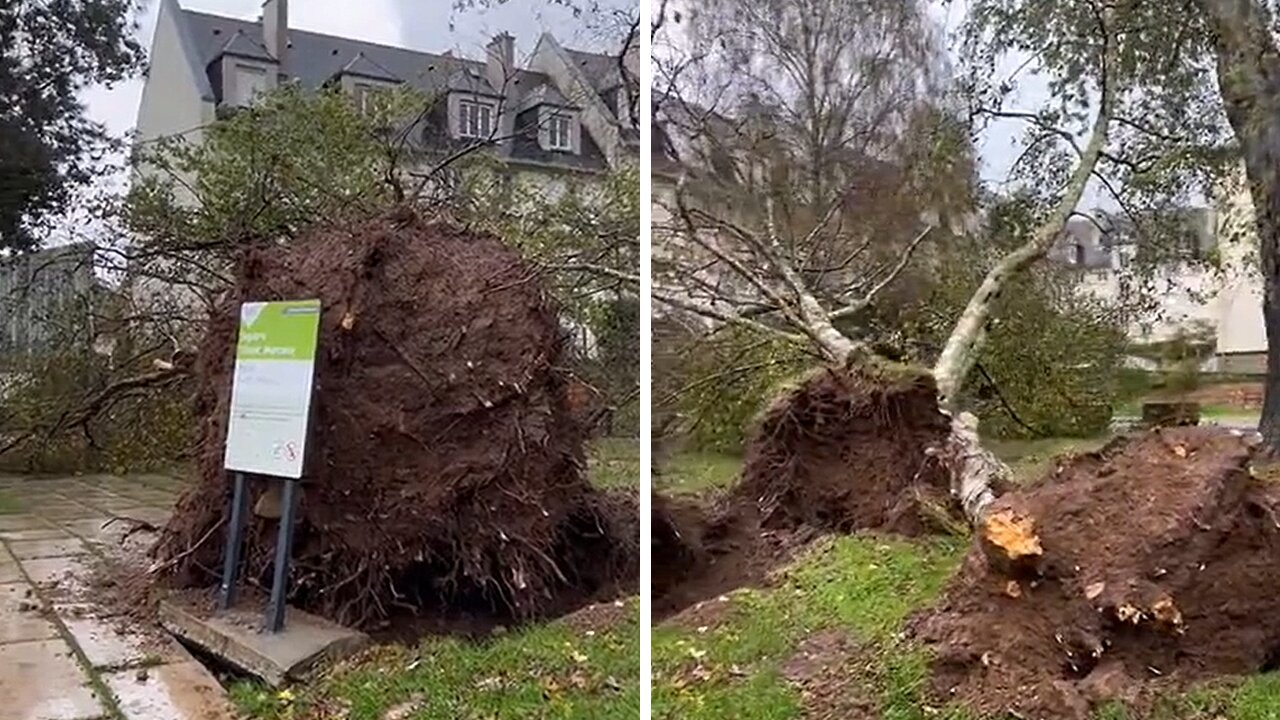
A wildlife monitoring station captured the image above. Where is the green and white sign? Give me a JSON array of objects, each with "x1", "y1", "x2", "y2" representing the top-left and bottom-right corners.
[{"x1": 223, "y1": 300, "x2": 321, "y2": 479}]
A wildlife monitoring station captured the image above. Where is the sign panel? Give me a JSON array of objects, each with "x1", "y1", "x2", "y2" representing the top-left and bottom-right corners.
[{"x1": 223, "y1": 300, "x2": 321, "y2": 479}]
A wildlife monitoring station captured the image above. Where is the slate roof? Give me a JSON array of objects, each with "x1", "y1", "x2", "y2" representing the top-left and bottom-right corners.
[
  {"x1": 177, "y1": 6, "x2": 618, "y2": 173},
  {"x1": 517, "y1": 83, "x2": 577, "y2": 113},
  {"x1": 217, "y1": 29, "x2": 273, "y2": 62},
  {"x1": 341, "y1": 52, "x2": 400, "y2": 83},
  {"x1": 565, "y1": 49, "x2": 623, "y2": 91}
]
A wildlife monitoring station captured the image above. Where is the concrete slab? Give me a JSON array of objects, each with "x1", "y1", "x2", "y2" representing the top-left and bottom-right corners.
[
  {"x1": 97, "y1": 502, "x2": 149, "y2": 516},
  {"x1": 0, "y1": 526, "x2": 73, "y2": 541},
  {"x1": 59, "y1": 518, "x2": 124, "y2": 541},
  {"x1": 0, "y1": 581, "x2": 57, "y2": 644},
  {"x1": 20, "y1": 555, "x2": 87, "y2": 586},
  {"x1": 119, "y1": 500, "x2": 175, "y2": 516},
  {"x1": 0, "y1": 561, "x2": 22, "y2": 584},
  {"x1": 61, "y1": 614, "x2": 155, "y2": 669},
  {"x1": 92, "y1": 507, "x2": 170, "y2": 526},
  {"x1": 8, "y1": 537, "x2": 89, "y2": 560},
  {"x1": 0, "y1": 515, "x2": 52, "y2": 532},
  {"x1": 159, "y1": 600, "x2": 369, "y2": 686},
  {"x1": 38, "y1": 504, "x2": 104, "y2": 521},
  {"x1": 0, "y1": 638, "x2": 106, "y2": 719},
  {"x1": 106, "y1": 661, "x2": 237, "y2": 720}
]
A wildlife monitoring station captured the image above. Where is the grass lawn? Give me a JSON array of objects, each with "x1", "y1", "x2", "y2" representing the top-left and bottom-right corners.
[
  {"x1": 658, "y1": 451, "x2": 742, "y2": 494},
  {"x1": 987, "y1": 435, "x2": 1111, "y2": 485},
  {"x1": 230, "y1": 598, "x2": 640, "y2": 720},
  {"x1": 588, "y1": 437, "x2": 640, "y2": 490},
  {"x1": 653, "y1": 534, "x2": 966, "y2": 719},
  {"x1": 651, "y1": 436, "x2": 1280, "y2": 718},
  {"x1": 653, "y1": 533, "x2": 1280, "y2": 719}
]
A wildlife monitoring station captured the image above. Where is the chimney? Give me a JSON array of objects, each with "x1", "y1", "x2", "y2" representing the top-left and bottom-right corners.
[
  {"x1": 485, "y1": 32, "x2": 515, "y2": 92},
  {"x1": 263, "y1": 0, "x2": 288, "y2": 64}
]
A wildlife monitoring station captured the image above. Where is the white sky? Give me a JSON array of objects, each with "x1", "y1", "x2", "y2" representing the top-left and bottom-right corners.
[{"x1": 72, "y1": 0, "x2": 1070, "y2": 229}]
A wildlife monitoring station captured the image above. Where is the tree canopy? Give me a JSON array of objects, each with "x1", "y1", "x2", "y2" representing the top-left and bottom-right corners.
[{"x1": 0, "y1": 0, "x2": 142, "y2": 253}]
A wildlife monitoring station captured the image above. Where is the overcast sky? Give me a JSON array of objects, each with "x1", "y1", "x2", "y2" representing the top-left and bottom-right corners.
[
  {"x1": 83, "y1": 0, "x2": 632, "y2": 146},
  {"x1": 74, "y1": 0, "x2": 1070, "y2": 219}
]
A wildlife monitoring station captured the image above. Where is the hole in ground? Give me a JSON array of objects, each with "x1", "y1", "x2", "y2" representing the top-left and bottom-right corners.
[
  {"x1": 174, "y1": 637, "x2": 260, "y2": 691},
  {"x1": 1261, "y1": 644, "x2": 1280, "y2": 672}
]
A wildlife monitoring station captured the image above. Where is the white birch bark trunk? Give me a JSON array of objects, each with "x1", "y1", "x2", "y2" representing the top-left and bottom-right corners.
[{"x1": 932, "y1": 17, "x2": 1115, "y2": 523}]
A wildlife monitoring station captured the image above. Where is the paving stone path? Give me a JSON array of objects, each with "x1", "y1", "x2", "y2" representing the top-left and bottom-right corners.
[{"x1": 0, "y1": 474, "x2": 236, "y2": 720}]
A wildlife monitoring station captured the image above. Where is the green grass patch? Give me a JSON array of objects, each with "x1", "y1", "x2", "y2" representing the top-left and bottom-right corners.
[
  {"x1": 658, "y1": 451, "x2": 742, "y2": 494},
  {"x1": 652, "y1": 534, "x2": 966, "y2": 719},
  {"x1": 988, "y1": 435, "x2": 1110, "y2": 485},
  {"x1": 0, "y1": 489, "x2": 22, "y2": 514},
  {"x1": 588, "y1": 437, "x2": 639, "y2": 490},
  {"x1": 231, "y1": 599, "x2": 640, "y2": 720},
  {"x1": 649, "y1": 529, "x2": 1280, "y2": 719}
]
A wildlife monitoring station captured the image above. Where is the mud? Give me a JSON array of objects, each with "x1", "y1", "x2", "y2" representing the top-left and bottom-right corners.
[
  {"x1": 912, "y1": 427, "x2": 1280, "y2": 719},
  {"x1": 152, "y1": 210, "x2": 636, "y2": 630}
]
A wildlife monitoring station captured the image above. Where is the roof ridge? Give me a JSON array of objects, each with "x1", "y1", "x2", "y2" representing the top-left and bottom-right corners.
[
  {"x1": 179, "y1": 7, "x2": 607, "y2": 65},
  {"x1": 341, "y1": 51, "x2": 400, "y2": 81}
]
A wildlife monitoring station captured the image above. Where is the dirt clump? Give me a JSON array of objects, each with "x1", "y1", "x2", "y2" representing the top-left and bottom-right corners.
[
  {"x1": 152, "y1": 210, "x2": 636, "y2": 630},
  {"x1": 653, "y1": 364, "x2": 960, "y2": 617},
  {"x1": 781, "y1": 629, "x2": 882, "y2": 720},
  {"x1": 912, "y1": 426, "x2": 1280, "y2": 720},
  {"x1": 732, "y1": 364, "x2": 956, "y2": 535}
]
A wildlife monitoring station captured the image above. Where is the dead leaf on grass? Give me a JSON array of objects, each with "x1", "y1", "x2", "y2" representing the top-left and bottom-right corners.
[{"x1": 382, "y1": 693, "x2": 424, "y2": 720}]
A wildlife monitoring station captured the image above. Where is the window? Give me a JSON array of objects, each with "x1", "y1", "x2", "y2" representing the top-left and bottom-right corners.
[
  {"x1": 233, "y1": 64, "x2": 268, "y2": 106},
  {"x1": 354, "y1": 83, "x2": 375, "y2": 114},
  {"x1": 458, "y1": 100, "x2": 494, "y2": 139},
  {"x1": 547, "y1": 112, "x2": 572, "y2": 151}
]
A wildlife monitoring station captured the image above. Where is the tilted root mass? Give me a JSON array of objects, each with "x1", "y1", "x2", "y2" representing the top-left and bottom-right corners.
[
  {"x1": 731, "y1": 364, "x2": 960, "y2": 536},
  {"x1": 912, "y1": 427, "x2": 1280, "y2": 720},
  {"x1": 653, "y1": 363, "x2": 966, "y2": 616},
  {"x1": 152, "y1": 211, "x2": 637, "y2": 628}
]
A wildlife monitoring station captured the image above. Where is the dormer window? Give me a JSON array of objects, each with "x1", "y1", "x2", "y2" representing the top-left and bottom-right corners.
[
  {"x1": 548, "y1": 113, "x2": 572, "y2": 151},
  {"x1": 233, "y1": 64, "x2": 268, "y2": 106},
  {"x1": 353, "y1": 82, "x2": 376, "y2": 114},
  {"x1": 459, "y1": 99, "x2": 495, "y2": 139}
]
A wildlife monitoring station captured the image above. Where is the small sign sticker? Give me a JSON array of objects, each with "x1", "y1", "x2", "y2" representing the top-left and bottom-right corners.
[{"x1": 223, "y1": 300, "x2": 321, "y2": 478}]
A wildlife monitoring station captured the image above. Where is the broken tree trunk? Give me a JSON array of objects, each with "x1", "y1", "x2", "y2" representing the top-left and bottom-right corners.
[{"x1": 929, "y1": 12, "x2": 1116, "y2": 527}]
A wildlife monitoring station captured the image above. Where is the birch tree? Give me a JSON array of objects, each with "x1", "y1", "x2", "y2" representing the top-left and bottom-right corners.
[{"x1": 652, "y1": 0, "x2": 1225, "y2": 523}]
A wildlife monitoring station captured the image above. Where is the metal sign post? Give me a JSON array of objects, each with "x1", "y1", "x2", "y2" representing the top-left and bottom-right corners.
[
  {"x1": 265, "y1": 477, "x2": 300, "y2": 632},
  {"x1": 216, "y1": 299, "x2": 321, "y2": 633},
  {"x1": 217, "y1": 472, "x2": 249, "y2": 610}
]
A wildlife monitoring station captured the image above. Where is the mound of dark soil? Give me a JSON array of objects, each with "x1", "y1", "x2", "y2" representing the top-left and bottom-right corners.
[
  {"x1": 912, "y1": 427, "x2": 1280, "y2": 719},
  {"x1": 653, "y1": 364, "x2": 959, "y2": 617},
  {"x1": 732, "y1": 365, "x2": 955, "y2": 534},
  {"x1": 152, "y1": 210, "x2": 636, "y2": 629}
]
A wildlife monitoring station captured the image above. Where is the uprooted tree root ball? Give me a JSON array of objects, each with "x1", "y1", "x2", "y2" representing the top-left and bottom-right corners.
[
  {"x1": 151, "y1": 209, "x2": 637, "y2": 629},
  {"x1": 912, "y1": 427, "x2": 1280, "y2": 719},
  {"x1": 653, "y1": 364, "x2": 964, "y2": 616}
]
